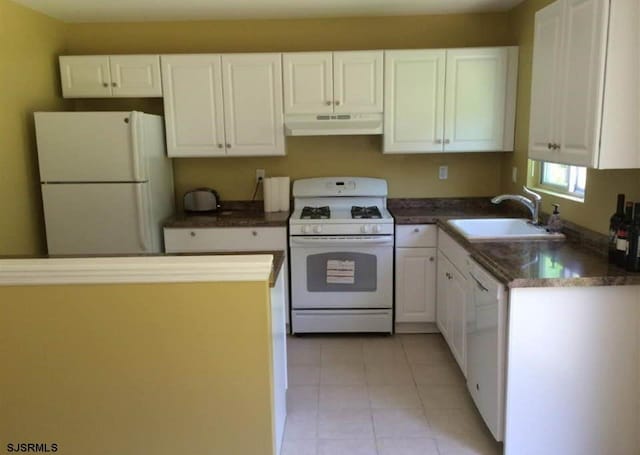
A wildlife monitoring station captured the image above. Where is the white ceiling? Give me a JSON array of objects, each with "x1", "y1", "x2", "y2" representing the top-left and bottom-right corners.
[{"x1": 14, "y1": 0, "x2": 526, "y2": 23}]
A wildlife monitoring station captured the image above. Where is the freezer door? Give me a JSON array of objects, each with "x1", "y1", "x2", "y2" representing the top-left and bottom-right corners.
[
  {"x1": 42, "y1": 183, "x2": 154, "y2": 255},
  {"x1": 34, "y1": 111, "x2": 147, "y2": 182}
]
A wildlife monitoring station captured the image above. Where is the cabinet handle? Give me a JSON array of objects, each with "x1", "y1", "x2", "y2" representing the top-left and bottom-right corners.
[
  {"x1": 102, "y1": 82, "x2": 108, "y2": 87},
  {"x1": 435, "y1": 139, "x2": 443, "y2": 144},
  {"x1": 326, "y1": 101, "x2": 332, "y2": 106},
  {"x1": 335, "y1": 100, "x2": 341, "y2": 106},
  {"x1": 252, "y1": 231, "x2": 258, "y2": 237},
  {"x1": 547, "y1": 143, "x2": 553, "y2": 150},
  {"x1": 111, "y1": 82, "x2": 117, "y2": 87},
  {"x1": 226, "y1": 144, "x2": 231, "y2": 148},
  {"x1": 429, "y1": 257, "x2": 435, "y2": 262},
  {"x1": 218, "y1": 144, "x2": 223, "y2": 149},
  {"x1": 553, "y1": 143, "x2": 560, "y2": 150},
  {"x1": 413, "y1": 228, "x2": 420, "y2": 233},
  {"x1": 444, "y1": 139, "x2": 451, "y2": 144},
  {"x1": 190, "y1": 231, "x2": 196, "y2": 237}
]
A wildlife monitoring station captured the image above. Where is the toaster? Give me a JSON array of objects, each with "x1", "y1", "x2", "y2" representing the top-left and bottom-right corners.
[{"x1": 183, "y1": 188, "x2": 221, "y2": 212}]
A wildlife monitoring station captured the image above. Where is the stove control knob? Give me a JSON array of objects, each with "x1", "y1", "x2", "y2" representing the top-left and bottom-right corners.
[
  {"x1": 372, "y1": 225, "x2": 382, "y2": 234},
  {"x1": 313, "y1": 225, "x2": 322, "y2": 234},
  {"x1": 302, "y1": 225, "x2": 311, "y2": 234},
  {"x1": 361, "y1": 225, "x2": 371, "y2": 234}
]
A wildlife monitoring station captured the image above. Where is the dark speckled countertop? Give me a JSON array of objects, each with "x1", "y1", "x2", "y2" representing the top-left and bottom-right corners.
[
  {"x1": 389, "y1": 198, "x2": 640, "y2": 288},
  {"x1": 164, "y1": 201, "x2": 290, "y2": 228}
]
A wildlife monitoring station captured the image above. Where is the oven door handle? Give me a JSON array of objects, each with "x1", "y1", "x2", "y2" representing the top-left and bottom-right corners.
[{"x1": 290, "y1": 236, "x2": 394, "y2": 246}]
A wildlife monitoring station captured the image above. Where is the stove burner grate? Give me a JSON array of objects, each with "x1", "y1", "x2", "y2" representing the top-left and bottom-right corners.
[
  {"x1": 301, "y1": 206, "x2": 331, "y2": 219},
  {"x1": 351, "y1": 206, "x2": 382, "y2": 219}
]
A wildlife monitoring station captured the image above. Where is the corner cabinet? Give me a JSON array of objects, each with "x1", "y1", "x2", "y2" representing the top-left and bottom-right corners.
[
  {"x1": 59, "y1": 55, "x2": 162, "y2": 98},
  {"x1": 161, "y1": 54, "x2": 285, "y2": 158},
  {"x1": 282, "y1": 50, "x2": 384, "y2": 114},
  {"x1": 528, "y1": 0, "x2": 640, "y2": 169},
  {"x1": 384, "y1": 47, "x2": 518, "y2": 154},
  {"x1": 394, "y1": 225, "x2": 438, "y2": 332}
]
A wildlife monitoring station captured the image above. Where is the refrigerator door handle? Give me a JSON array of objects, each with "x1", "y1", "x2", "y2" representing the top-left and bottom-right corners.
[
  {"x1": 130, "y1": 112, "x2": 145, "y2": 181},
  {"x1": 134, "y1": 183, "x2": 151, "y2": 252}
]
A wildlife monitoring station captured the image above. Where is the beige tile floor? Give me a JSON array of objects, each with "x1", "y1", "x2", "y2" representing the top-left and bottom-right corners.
[{"x1": 283, "y1": 334, "x2": 502, "y2": 455}]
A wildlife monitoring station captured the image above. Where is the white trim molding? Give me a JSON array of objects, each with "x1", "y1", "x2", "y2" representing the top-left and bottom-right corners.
[{"x1": 0, "y1": 255, "x2": 273, "y2": 286}]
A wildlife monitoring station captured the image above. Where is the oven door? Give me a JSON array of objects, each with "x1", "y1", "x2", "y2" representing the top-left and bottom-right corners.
[{"x1": 290, "y1": 235, "x2": 393, "y2": 309}]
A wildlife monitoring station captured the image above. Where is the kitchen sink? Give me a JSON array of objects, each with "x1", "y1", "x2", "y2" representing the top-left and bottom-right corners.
[{"x1": 447, "y1": 218, "x2": 565, "y2": 242}]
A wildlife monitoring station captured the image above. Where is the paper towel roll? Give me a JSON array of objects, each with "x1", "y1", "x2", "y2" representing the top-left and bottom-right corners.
[
  {"x1": 277, "y1": 177, "x2": 290, "y2": 213},
  {"x1": 263, "y1": 178, "x2": 277, "y2": 213}
]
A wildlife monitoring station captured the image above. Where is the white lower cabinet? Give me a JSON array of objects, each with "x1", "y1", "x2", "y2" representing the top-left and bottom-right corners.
[
  {"x1": 436, "y1": 252, "x2": 468, "y2": 375},
  {"x1": 395, "y1": 248, "x2": 437, "y2": 323},
  {"x1": 163, "y1": 226, "x2": 290, "y2": 324},
  {"x1": 436, "y1": 229, "x2": 470, "y2": 376},
  {"x1": 395, "y1": 225, "x2": 438, "y2": 332}
]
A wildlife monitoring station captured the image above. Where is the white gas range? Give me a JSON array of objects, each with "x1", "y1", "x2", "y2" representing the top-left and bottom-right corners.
[{"x1": 289, "y1": 177, "x2": 394, "y2": 334}]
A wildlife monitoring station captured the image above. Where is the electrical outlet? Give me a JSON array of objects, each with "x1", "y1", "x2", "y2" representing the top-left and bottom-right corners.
[
  {"x1": 512, "y1": 166, "x2": 518, "y2": 183},
  {"x1": 256, "y1": 169, "x2": 265, "y2": 183},
  {"x1": 439, "y1": 166, "x2": 448, "y2": 180}
]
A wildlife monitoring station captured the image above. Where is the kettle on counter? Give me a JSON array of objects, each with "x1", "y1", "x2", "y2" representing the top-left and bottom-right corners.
[{"x1": 183, "y1": 188, "x2": 221, "y2": 213}]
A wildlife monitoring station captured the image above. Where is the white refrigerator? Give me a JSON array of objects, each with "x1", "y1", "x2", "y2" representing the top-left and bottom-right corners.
[{"x1": 34, "y1": 111, "x2": 175, "y2": 255}]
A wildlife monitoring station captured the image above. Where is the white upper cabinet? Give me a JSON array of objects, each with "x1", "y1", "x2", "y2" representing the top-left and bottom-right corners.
[
  {"x1": 59, "y1": 55, "x2": 162, "y2": 98},
  {"x1": 221, "y1": 53, "x2": 285, "y2": 157},
  {"x1": 109, "y1": 55, "x2": 163, "y2": 97},
  {"x1": 282, "y1": 52, "x2": 333, "y2": 114},
  {"x1": 529, "y1": 0, "x2": 640, "y2": 169},
  {"x1": 161, "y1": 55, "x2": 226, "y2": 158},
  {"x1": 282, "y1": 50, "x2": 383, "y2": 114},
  {"x1": 528, "y1": 1, "x2": 564, "y2": 162},
  {"x1": 59, "y1": 56, "x2": 112, "y2": 98},
  {"x1": 384, "y1": 50, "x2": 446, "y2": 153},
  {"x1": 333, "y1": 51, "x2": 384, "y2": 113},
  {"x1": 161, "y1": 53, "x2": 285, "y2": 158},
  {"x1": 444, "y1": 48, "x2": 511, "y2": 152},
  {"x1": 384, "y1": 47, "x2": 518, "y2": 154}
]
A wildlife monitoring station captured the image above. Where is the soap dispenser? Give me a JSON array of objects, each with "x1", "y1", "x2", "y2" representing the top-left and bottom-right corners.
[{"x1": 547, "y1": 204, "x2": 562, "y2": 233}]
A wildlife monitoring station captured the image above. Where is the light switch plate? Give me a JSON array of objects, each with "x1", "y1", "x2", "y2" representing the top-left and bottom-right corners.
[
  {"x1": 439, "y1": 166, "x2": 448, "y2": 180},
  {"x1": 512, "y1": 166, "x2": 518, "y2": 183},
  {"x1": 256, "y1": 169, "x2": 265, "y2": 182}
]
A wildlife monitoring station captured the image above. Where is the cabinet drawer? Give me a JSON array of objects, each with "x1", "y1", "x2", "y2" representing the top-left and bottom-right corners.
[
  {"x1": 164, "y1": 227, "x2": 286, "y2": 253},
  {"x1": 396, "y1": 225, "x2": 438, "y2": 247},
  {"x1": 438, "y1": 229, "x2": 469, "y2": 275}
]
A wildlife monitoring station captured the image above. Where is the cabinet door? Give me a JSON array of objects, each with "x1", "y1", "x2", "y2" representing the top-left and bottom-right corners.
[
  {"x1": 448, "y1": 265, "x2": 468, "y2": 376},
  {"x1": 528, "y1": 1, "x2": 564, "y2": 162},
  {"x1": 161, "y1": 55, "x2": 226, "y2": 157},
  {"x1": 333, "y1": 51, "x2": 384, "y2": 113},
  {"x1": 110, "y1": 55, "x2": 162, "y2": 97},
  {"x1": 395, "y1": 248, "x2": 437, "y2": 323},
  {"x1": 282, "y1": 52, "x2": 333, "y2": 114},
  {"x1": 222, "y1": 54, "x2": 285, "y2": 157},
  {"x1": 59, "y1": 56, "x2": 112, "y2": 98},
  {"x1": 436, "y1": 254, "x2": 450, "y2": 340},
  {"x1": 383, "y1": 50, "x2": 446, "y2": 153},
  {"x1": 444, "y1": 48, "x2": 508, "y2": 152},
  {"x1": 556, "y1": 0, "x2": 608, "y2": 167}
]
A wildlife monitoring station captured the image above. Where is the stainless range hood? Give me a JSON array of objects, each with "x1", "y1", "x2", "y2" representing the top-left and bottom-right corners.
[{"x1": 284, "y1": 113, "x2": 383, "y2": 136}]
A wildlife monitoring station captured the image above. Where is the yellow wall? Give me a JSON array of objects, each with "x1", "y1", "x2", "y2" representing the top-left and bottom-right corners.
[
  {"x1": 0, "y1": 281, "x2": 275, "y2": 455},
  {"x1": 0, "y1": 0, "x2": 66, "y2": 254},
  {"x1": 505, "y1": 0, "x2": 640, "y2": 234},
  {"x1": 65, "y1": 14, "x2": 513, "y2": 202}
]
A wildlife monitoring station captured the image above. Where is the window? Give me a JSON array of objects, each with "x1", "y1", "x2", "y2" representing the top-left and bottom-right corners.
[{"x1": 529, "y1": 160, "x2": 587, "y2": 201}]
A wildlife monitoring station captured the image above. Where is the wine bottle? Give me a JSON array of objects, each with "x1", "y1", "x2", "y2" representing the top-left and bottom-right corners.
[
  {"x1": 608, "y1": 194, "x2": 625, "y2": 264},
  {"x1": 626, "y1": 203, "x2": 640, "y2": 272},
  {"x1": 615, "y1": 201, "x2": 634, "y2": 268}
]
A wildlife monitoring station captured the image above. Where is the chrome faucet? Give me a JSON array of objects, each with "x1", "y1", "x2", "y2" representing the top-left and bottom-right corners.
[{"x1": 491, "y1": 186, "x2": 543, "y2": 225}]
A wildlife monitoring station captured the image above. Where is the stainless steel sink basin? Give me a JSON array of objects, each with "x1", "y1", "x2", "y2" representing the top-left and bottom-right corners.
[{"x1": 447, "y1": 218, "x2": 565, "y2": 242}]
